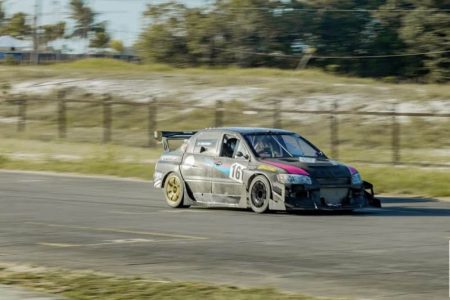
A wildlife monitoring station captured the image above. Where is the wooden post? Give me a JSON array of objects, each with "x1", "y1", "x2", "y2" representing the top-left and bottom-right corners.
[
  {"x1": 330, "y1": 100, "x2": 339, "y2": 159},
  {"x1": 17, "y1": 97, "x2": 27, "y2": 132},
  {"x1": 392, "y1": 102, "x2": 400, "y2": 164},
  {"x1": 102, "y1": 94, "x2": 112, "y2": 143},
  {"x1": 273, "y1": 99, "x2": 281, "y2": 128},
  {"x1": 215, "y1": 100, "x2": 224, "y2": 127},
  {"x1": 57, "y1": 90, "x2": 66, "y2": 139},
  {"x1": 148, "y1": 98, "x2": 157, "y2": 147}
]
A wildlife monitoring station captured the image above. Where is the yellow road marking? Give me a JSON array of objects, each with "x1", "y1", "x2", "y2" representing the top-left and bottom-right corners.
[{"x1": 26, "y1": 222, "x2": 207, "y2": 240}]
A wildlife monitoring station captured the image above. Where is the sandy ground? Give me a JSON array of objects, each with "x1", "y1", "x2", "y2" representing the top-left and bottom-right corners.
[{"x1": 10, "y1": 78, "x2": 450, "y2": 115}]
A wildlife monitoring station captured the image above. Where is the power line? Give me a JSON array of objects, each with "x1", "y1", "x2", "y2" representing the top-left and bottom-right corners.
[
  {"x1": 214, "y1": 48, "x2": 450, "y2": 60},
  {"x1": 313, "y1": 50, "x2": 450, "y2": 59},
  {"x1": 221, "y1": 7, "x2": 450, "y2": 13}
]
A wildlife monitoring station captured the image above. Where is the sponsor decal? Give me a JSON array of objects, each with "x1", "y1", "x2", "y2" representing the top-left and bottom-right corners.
[
  {"x1": 257, "y1": 164, "x2": 279, "y2": 172},
  {"x1": 205, "y1": 159, "x2": 231, "y2": 175},
  {"x1": 348, "y1": 165, "x2": 358, "y2": 175},
  {"x1": 230, "y1": 163, "x2": 246, "y2": 183},
  {"x1": 299, "y1": 157, "x2": 316, "y2": 163},
  {"x1": 264, "y1": 161, "x2": 309, "y2": 176},
  {"x1": 161, "y1": 155, "x2": 179, "y2": 162}
]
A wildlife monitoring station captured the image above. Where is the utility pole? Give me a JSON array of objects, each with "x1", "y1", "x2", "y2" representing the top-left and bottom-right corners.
[{"x1": 31, "y1": 0, "x2": 42, "y2": 64}]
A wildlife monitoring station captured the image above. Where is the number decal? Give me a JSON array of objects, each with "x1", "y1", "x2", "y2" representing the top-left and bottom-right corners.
[{"x1": 230, "y1": 163, "x2": 246, "y2": 183}]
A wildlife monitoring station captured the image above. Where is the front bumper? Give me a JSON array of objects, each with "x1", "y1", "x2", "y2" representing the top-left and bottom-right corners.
[{"x1": 271, "y1": 181, "x2": 369, "y2": 211}]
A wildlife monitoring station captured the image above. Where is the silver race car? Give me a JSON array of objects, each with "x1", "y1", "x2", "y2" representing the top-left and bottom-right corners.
[{"x1": 153, "y1": 127, "x2": 380, "y2": 213}]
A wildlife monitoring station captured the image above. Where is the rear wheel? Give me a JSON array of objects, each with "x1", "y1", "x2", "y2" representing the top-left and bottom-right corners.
[
  {"x1": 164, "y1": 173, "x2": 188, "y2": 208},
  {"x1": 249, "y1": 175, "x2": 270, "y2": 213}
]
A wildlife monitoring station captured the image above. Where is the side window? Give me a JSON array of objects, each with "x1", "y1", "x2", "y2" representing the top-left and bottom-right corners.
[
  {"x1": 234, "y1": 140, "x2": 249, "y2": 159},
  {"x1": 192, "y1": 132, "x2": 220, "y2": 156},
  {"x1": 220, "y1": 135, "x2": 239, "y2": 158}
]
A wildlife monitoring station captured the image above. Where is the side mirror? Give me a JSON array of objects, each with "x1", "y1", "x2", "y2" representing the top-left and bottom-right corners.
[
  {"x1": 200, "y1": 146, "x2": 207, "y2": 153},
  {"x1": 236, "y1": 151, "x2": 249, "y2": 160}
]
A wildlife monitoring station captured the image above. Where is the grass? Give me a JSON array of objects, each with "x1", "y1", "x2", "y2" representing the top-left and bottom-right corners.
[
  {"x1": 0, "y1": 138, "x2": 157, "y2": 180},
  {"x1": 1, "y1": 98, "x2": 449, "y2": 162},
  {"x1": 1, "y1": 58, "x2": 449, "y2": 196},
  {"x1": 0, "y1": 138, "x2": 449, "y2": 197},
  {"x1": 0, "y1": 264, "x2": 325, "y2": 300},
  {"x1": 356, "y1": 165, "x2": 450, "y2": 197},
  {"x1": 0, "y1": 156, "x2": 154, "y2": 180}
]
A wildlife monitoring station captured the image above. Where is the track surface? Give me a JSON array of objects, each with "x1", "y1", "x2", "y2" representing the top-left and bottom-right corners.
[{"x1": 0, "y1": 171, "x2": 449, "y2": 299}]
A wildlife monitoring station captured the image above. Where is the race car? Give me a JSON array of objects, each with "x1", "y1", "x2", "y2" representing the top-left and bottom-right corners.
[{"x1": 153, "y1": 127, "x2": 381, "y2": 213}]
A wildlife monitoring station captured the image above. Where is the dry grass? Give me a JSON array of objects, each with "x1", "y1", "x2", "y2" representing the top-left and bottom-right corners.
[{"x1": 0, "y1": 264, "x2": 325, "y2": 300}]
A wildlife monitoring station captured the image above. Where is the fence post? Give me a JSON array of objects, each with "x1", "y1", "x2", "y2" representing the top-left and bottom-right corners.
[
  {"x1": 330, "y1": 100, "x2": 339, "y2": 159},
  {"x1": 16, "y1": 96, "x2": 27, "y2": 132},
  {"x1": 273, "y1": 99, "x2": 281, "y2": 128},
  {"x1": 57, "y1": 90, "x2": 66, "y2": 139},
  {"x1": 215, "y1": 100, "x2": 224, "y2": 127},
  {"x1": 148, "y1": 98, "x2": 157, "y2": 147},
  {"x1": 102, "y1": 94, "x2": 112, "y2": 143},
  {"x1": 392, "y1": 102, "x2": 400, "y2": 164}
]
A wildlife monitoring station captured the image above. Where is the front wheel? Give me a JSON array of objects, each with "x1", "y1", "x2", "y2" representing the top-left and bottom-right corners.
[
  {"x1": 164, "y1": 173, "x2": 188, "y2": 208},
  {"x1": 249, "y1": 175, "x2": 271, "y2": 213}
]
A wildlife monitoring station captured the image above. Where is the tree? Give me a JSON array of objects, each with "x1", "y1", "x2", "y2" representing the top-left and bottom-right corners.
[
  {"x1": 136, "y1": 2, "x2": 190, "y2": 65},
  {"x1": 40, "y1": 22, "x2": 65, "y2": 47},
  {"x1": 0, "y1": 12, "x2": 31, "y2": 38},
  {"x1": 69, "y1": 0, "x2": 95, "y2": 39},
  {"x1": 0, "y1": 1, "x2": 5, "y2": 25},
  {"x1": 375, "y1": 0, "x2": 450, "y2": 82},
  {"x1": 89, "y1": 22, "x2": 110, "y2": 48},
  {"x1": 399, "y1": 7, "x2": 450, "y2": 82},
  {"x1": 136, "y1": 0, "x2": 449, "y2": 82},
  {"x1": 110, "y1": 39, "x2": 124, "y2": 53}
]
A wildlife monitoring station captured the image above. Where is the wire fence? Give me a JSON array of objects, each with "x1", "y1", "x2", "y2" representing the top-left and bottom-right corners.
[{"x1": 2, "y1": 92, "x2": 450, "y2": 167}]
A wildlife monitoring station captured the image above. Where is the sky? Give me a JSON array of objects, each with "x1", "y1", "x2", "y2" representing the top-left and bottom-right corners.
[{"x1": 3, "y1": 0, "x2": 205, "y2": 51}]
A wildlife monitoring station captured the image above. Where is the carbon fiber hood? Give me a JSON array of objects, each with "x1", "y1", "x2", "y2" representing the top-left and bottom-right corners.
[{"x1": 264, "y1": 158, "x2": 351, "y2": 178}]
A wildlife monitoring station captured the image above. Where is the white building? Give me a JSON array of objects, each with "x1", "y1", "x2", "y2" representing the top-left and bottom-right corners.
[{"x1": 0, "y1": 35, "x2": 32, "y2": 51}]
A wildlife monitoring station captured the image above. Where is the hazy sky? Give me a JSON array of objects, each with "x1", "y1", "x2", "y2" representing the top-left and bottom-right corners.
[{"x1": 4, "y1": 0, "x2": 205, "y2": 47}]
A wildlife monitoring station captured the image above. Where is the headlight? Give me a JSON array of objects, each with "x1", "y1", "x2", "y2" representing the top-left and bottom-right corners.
[
  {"x1": 277, "y1": 174, "x2": 312, "y2": 185},
  {"x1": 351, "y1": 173, "x2": 362, "y2": 185}
]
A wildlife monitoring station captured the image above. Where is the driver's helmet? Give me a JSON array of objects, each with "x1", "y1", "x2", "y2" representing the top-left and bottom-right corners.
[{"x1": 254, "y1": 136, "x2": 273, "y2": 156}]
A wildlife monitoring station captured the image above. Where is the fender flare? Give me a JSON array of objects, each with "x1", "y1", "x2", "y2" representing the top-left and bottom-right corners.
[{"x1": 246, "y1": 172, "x2": 273, "y2": 199}]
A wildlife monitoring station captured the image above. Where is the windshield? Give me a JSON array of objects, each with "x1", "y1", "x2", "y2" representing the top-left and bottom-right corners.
[{"x1": 245, "y1": 133, "x2": 323, "y2": 159}]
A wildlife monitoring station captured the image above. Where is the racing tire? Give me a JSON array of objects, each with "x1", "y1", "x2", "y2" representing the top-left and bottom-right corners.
[
  {"x1": 164, "y1": 173, "x2": 189, "y2": 208},
  {"x1": 249, "y1": 175, "x2": 271, "y2": 214}
]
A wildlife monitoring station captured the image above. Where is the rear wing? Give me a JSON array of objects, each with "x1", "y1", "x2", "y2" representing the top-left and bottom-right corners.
[{"x1": 154, "y1": 131, "x2": 197, "y2": 152}]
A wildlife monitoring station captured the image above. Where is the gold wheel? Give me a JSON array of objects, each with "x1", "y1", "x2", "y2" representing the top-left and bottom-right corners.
[
  {"x1": 166, "y1": 176, "x2": 181, "y2": 202},
  {"x1": 164, "y1": 173, "x2": 186, "y2": 208}
]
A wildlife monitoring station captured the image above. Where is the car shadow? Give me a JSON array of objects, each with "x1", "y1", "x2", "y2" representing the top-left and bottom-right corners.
[
  {"x1": 284, "y1": 207, "x2": 450, "y2": 217},
  {"x1": 189, "y1": 197, "x2": 450, "y2": 217},
  {"x1": 377, "y1": 196, "x2": 438, "y2": 203}
]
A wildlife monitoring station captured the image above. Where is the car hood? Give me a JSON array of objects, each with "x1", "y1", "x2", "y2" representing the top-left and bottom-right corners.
[{"x1": 262, "y1": 157, "x2": 351, "y2": 178}]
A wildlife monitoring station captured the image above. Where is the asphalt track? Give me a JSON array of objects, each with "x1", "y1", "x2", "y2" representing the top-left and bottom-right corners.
[{"x1": 0, "y1": 170, "x2": 449, "y2": 299}]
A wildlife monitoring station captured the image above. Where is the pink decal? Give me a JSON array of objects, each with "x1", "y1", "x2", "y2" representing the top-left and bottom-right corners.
[
  {"x1": 264, "y1": 161, "x2": 309, "y2": 176},
  {"x1": 348, "y1": 166, "x2": 358, "y2": 175}
]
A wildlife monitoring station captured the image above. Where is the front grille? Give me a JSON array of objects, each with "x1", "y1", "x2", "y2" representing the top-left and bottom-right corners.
[
  {"x1": 320, "y1": 188, "x2": 349, "y2": 206},
  {"x1": 316, "y1": 177, "x2": 349, "y2": 186},
  {"x1": 308, "y1": 166, "x2": 349, "y2": 177}
]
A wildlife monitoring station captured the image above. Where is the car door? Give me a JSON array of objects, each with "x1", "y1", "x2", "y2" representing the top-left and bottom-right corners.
[
  {"x1": 180, "y1": 131, "x2": 221, "y2": 203},
  {"x1": 211, "y1": 134, "x2": 250, "y2": 205}
]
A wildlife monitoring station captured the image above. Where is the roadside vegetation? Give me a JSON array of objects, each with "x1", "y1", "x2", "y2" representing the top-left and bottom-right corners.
[
  {"x1": 0, "y1": 264, "x2": 324, "y2": 300},
  {"x1": 1, "y1": 59, "x2": 449, "y2": 197},
  {"x1": 0, "y1": 137, "x2": 449, "y2": 197}
]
